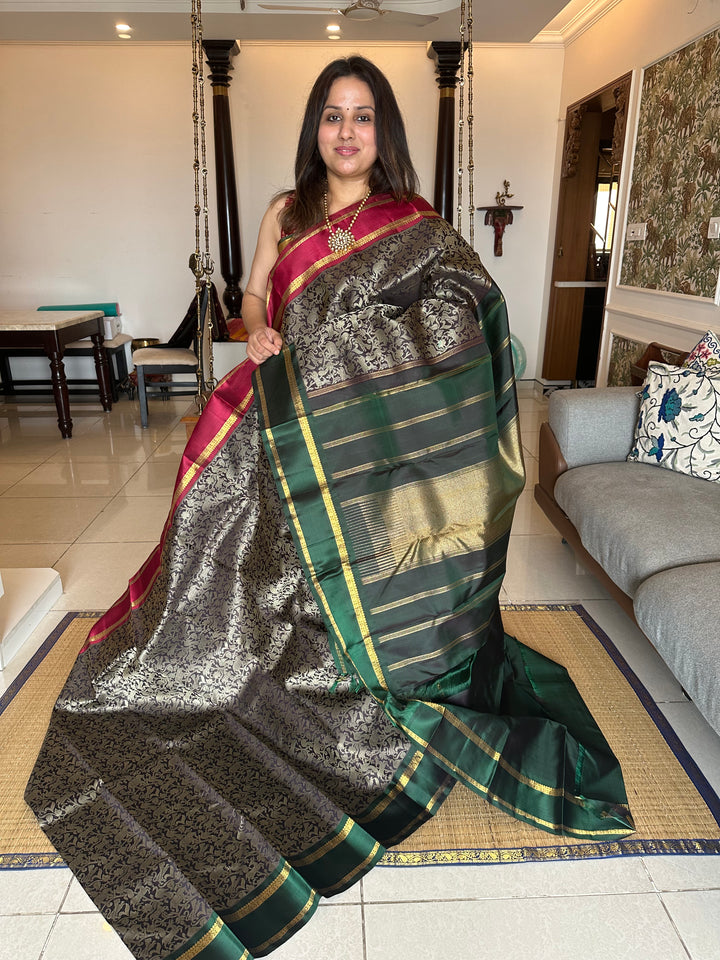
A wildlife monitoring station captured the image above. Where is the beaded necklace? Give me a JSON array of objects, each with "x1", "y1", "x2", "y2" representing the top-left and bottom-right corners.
[{"x1": 322, "y1": 189, "x2": 372, "y2": 254}]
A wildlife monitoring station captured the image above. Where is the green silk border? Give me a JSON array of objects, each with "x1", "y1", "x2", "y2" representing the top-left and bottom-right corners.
[
  {"x1": 254, "y1": 341, "x2": 634, "y2": 843},
  {"x1": 164, "y1": 914, "x2": 248, "y2": 960},
  {"x1": 161, "y1": 742, "x2": 456, "y2": 960}
]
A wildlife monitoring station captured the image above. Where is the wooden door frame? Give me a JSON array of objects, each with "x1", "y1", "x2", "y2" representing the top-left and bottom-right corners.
[{"x1": 541, "y1": 74, "x2": 631, "y2": 382}]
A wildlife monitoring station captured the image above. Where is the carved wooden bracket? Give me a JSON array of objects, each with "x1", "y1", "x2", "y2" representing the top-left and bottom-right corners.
[
  {"x1": 562, "y1": 104, "x2": 587, "y2": 179},
  {"x1": 611, "y1": 78, "x2": 631, "y2": 168},
  {"x1": 477, "y1": 205, "x2": 523, "y2": 256}
]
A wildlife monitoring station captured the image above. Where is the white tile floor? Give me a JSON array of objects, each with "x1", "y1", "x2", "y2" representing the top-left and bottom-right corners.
[{"x1": 1, "y1": 390, "x2": 719, "y2": 960}]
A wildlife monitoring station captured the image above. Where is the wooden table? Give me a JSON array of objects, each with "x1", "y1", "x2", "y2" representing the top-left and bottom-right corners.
[{"x1": 0, "y1": 310, "x2": 113, "y2": 437}]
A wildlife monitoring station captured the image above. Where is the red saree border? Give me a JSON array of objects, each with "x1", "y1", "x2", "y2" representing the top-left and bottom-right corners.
[{"x1": 82, "y1": 360, "x2": 257, "y2": 651}]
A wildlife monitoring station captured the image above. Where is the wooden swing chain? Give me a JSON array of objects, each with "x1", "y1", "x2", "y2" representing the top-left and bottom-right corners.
[
  {"x1": 457, "y1": 0, "x2": 466, "y2": 238},
  {"x1": 190, "y1": 0, "x2": 212, "y2": 281},
  {"x1": 457, "y1": 0, "x2": 475, "y2": 245},
  {"x1": 190, "y1": 0, "x2": 215, "y2": 398},
  {"x1": 466, "y1": 0, "x2": 475, "y2": 246}
]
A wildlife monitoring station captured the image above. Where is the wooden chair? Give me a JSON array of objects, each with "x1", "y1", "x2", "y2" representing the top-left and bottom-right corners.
[
  {"x1": 629, "y1": 342, "x2": 690, "y2": 386},
  {"x1": 132, "y1": 283, "x2": 212, "y2": 428}
]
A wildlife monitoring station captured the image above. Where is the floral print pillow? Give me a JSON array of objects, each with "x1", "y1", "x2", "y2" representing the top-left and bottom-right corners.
[
  {"x1": 683, "y1": 329, "x2": 720, "y2": 374},
  {"x1": 627, "y1": 361, "x2": 720, "y2": 483}
]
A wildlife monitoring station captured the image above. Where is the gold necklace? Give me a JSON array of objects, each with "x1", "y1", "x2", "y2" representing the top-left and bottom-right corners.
[{"x1": 322, "y1": 189, "x2": 372, "y2": 254}]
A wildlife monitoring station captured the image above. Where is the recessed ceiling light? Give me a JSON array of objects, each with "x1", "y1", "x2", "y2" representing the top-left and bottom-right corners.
[
  {"x1": 326, "y1": 23, "x2": 341, "y2": 32},
  {"x1": 116, "y1": 23, "x2": 131, "y2": 31},
  {"x1": 118, "y1": 33, "x2": 132, "y2": 39}
]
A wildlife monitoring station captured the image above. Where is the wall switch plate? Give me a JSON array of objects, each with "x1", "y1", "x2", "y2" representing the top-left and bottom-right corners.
[
  {"x1": 708, "y1": 217, "x2": 720, "y2": 240},
  {"x1": 626, "y1": 222, "x2": 648, "y2": 240}
]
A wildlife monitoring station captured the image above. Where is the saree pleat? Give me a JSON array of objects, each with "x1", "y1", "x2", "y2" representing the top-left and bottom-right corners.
[{"x1": 26, "y1": 194, "x2": 632, "y2": 960}]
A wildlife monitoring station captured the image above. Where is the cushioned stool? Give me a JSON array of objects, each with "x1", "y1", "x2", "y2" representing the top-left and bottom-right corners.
[{"x1": 132, "y1": 345, "x2": 199, "y2": 428}]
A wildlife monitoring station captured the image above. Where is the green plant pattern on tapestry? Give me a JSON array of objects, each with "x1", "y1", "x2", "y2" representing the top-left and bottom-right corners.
[
  {"x1": 608, "y1": 335, "x2": 646, "y2": 386},
  {"x1": 620, "y1": 28, "x2": 720, "y2": 298}
]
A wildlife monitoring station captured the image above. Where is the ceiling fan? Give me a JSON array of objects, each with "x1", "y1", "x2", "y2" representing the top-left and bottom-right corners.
[{"x1": 258, "y1": 0, "x2": 438, "y2": 26}]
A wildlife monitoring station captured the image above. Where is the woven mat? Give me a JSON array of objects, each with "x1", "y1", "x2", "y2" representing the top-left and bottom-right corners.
[
  {"x1": 1, "y1": 606, "x2": 719, "y2": 869},
  {"x1": 1, "y1": 613, "x2": 97, "y2": 868},
  {"x1": 385, "y1": 605, "x2": 720, "y2": 864}
]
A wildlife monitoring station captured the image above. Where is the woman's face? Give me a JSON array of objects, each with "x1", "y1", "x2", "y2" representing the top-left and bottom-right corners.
[{"x1": 317, "y1": 76, "x2": 378, "y2": 187}]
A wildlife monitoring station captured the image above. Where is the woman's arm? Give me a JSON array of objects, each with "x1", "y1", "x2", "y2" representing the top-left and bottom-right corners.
[{"x1": 244, "y1": 196, "x2": 286, "y2": 365}]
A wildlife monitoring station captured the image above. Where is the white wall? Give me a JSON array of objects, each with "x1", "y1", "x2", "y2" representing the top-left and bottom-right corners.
[
  {"x1": 545, "y1": 0, "x2": 720, "y2": 384},
  {"x1": 559, "y1": 0, "x2": 720, "y2": 108},
  {"x1": 0, "y1": 39, "x2": 564, "y2": 383},
  {"x1": 459, "y1": 43, "x2": 564, "y2": 380},
  {"x1": 0, "y1": 41, "x2": 440, "y2": 340},
  {"x1": 0, "y1": 44, "x2": 199, "y2": 336}
]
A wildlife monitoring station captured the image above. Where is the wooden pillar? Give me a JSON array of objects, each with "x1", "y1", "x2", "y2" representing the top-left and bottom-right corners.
[
  {"x1": 203, "y1": 39, "x2": 243, "y2": 318},
  {"x1": 428, "y1": 41, "x2": 463, "y2": 225}
]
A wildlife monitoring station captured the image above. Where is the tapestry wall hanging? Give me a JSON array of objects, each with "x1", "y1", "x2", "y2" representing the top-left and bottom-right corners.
[
  {"x1": 619, "y1": 28, "x2": 720, "y2": 299},
  {"x1": 607, "y1": 333, "x2": 646, "y2": 386}
]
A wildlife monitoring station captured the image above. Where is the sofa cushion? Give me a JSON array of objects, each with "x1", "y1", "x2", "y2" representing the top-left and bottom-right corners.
[
  {"x1": 634, "y1": 563, "x2": 720, "y2": 736},
  {"x1": 627, "y1": 362, "x2": 720, "y2": 483},
  {"x1": 549, "y1": 387, "x2": 641, "y2": 469},
  {"x1": 554, "y1": 461, "x2": 720, "y2": 596},
  {"x1": 684, "y1": 329, "x2": 720, "y2": 374}
]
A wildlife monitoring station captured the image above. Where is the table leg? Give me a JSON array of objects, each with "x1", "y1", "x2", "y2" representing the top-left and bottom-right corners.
[
  {"x1": 91, "y1": 333, "x2": 113, "y2": 412},
  {"x1": 115, "y1": 343, "x2": 132, "y2": 399},
  {"x1": 0, "y1": 351, "x2": 15, "y2": 395},
  {"x1": 48, "y1": 350, "x2": 73, "y2": 438}
]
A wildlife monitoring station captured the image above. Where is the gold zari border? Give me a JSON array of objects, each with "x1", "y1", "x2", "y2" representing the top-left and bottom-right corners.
[
  {"x1": 252, "y1": 891, "x2": 317, "y2": 954},
  {"x1": 224, "y1": 865, "x2": 291, "y2": 923},
  {"x1": 175, "y1": 917, "x2": 225, "y2": 960},
  {"x1": 281, "y1": 347, "x2": 387, "y2": 690},
  {"x1": 292, "y1": 818, "x2": 353, "y2": 868},
  {"x1": 359, "y1": 750, "x2": 424, "y2": 822}
]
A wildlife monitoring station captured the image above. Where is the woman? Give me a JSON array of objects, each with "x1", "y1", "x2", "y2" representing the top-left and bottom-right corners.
[{"x1": 26, "y1": 57, "x2": 633, "y2": 960}]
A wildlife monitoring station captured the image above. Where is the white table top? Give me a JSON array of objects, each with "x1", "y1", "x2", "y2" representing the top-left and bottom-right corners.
[{"x1": 0, "y1": 310, "x2": 104, "y2": 331}]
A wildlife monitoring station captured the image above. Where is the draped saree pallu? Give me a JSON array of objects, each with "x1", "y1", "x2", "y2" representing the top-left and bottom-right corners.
[
  {"x1": 25, "y1": 194, "x2": 633, "y2": 960},
  {"x1": 255, "y1": 193, "x2": 633, "y2": 842}
]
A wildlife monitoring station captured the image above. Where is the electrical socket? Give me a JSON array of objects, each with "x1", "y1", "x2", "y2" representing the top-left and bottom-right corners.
[{"x1": 626, "y1": 222, "x2": 647, "y2": 241}]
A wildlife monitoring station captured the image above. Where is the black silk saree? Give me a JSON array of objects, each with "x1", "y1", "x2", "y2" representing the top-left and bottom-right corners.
[{"x1": 25, "y1": 193, "x2": 633, "y2": 960}]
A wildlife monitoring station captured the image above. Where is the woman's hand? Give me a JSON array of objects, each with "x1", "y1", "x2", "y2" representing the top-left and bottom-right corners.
[{"x1": 247, "y1": 325, "x2": 283, "y2": 365}]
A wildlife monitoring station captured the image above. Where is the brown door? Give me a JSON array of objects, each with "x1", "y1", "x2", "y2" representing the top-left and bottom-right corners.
[{"x1": 542, "y1": 75, "x2": 631, "y2": 382}]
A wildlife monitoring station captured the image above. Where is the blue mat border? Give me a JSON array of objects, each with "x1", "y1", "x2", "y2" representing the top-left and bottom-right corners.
[
  {"x1": 571, "y1": 603, "x2": 720, "y2": 825},
  {"x1": 0, "y1": 612, "x2": 94, "y2": 719}
]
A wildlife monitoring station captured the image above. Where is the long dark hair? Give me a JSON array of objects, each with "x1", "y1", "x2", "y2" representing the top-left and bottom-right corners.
[{"x1": 280, "y1": 56, "x2": 419, "y2": 236}]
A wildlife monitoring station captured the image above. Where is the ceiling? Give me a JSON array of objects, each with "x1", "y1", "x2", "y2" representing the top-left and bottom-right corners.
[{"x1": 0, "y1": 0, "x2": 582, "y2": 45}]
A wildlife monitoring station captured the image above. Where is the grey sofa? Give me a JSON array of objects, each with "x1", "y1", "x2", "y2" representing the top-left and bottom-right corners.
[{"x1": 534, "y1": 386, "x2": 720, "y2": 736}]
